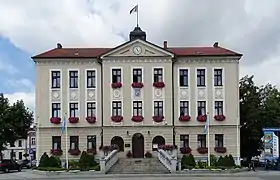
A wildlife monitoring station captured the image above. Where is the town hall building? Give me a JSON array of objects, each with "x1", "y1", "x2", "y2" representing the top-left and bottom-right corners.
[{"x1": 33, "y1": 26, "x2": 242, "y2": 163}]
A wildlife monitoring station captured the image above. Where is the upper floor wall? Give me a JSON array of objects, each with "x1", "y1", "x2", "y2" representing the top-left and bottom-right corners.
[{"x1": 35, "y1": 58, "x2": 102, "y2": 128}]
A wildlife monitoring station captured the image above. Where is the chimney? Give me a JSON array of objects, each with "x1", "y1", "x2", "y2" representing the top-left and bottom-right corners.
[
  {"x1": 163, "y1": 41, "x2": 168, "y2": 49},
  {"x1": 57, "y1": 43, "x2": 62, "y2": 49},
  {"x1": 213, "y1": 42, "x2": 218, "y2": 48}
]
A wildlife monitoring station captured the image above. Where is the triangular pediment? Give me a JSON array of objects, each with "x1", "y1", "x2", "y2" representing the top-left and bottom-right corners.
[{"x1": 100, "y1": 39, "x2": 174, "y2": 59}]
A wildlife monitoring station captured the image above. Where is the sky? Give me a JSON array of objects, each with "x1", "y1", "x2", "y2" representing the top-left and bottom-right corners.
[{"x1": 1, "y1": 0, "x2": 280, "y2": 112}]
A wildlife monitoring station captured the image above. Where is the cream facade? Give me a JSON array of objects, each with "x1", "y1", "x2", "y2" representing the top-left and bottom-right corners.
[{"x1": 33, "y1": 27, "x2": 242, "y2": 163}]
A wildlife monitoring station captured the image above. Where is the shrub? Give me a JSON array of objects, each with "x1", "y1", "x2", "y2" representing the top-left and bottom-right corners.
[
  {"x1": 79, "y1": 151, "x2": 98, "y2": 171},
  {"x1": 210, "y1": 154, "x2": 217, "y2": 166},
  {"x1": 217, "y1": 156, "x2": 225, "y2": 167},
  {"x1": 181, "y1": 153, "x2": 196, "y2": 169},
  {"x1": 145, "y1": 151, "x2": 152, "y2": 158},
  {"x1": 228, "y1": 154, "x2": 235, "y2": 167},
  {"x1": 39, "y1": 152, "x2": 50, "y2": 167},
  {"x1": 126, "y1": 150, "x2": 133, "y2": 158},
  {"x1": 197, "y1": 160, "x2": 206, "y2": 169}
]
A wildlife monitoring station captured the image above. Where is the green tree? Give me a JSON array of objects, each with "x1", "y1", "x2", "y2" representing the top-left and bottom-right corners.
[{"x1": 0, "y1": 93, "x2": 33, "y2": 160}]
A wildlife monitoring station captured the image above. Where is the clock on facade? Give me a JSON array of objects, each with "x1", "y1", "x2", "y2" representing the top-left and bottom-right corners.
[{"x1": 133, "y1": 46, "x2": 142, "y2": 55}]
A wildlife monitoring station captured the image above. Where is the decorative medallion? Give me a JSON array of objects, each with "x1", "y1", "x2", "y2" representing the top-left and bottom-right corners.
[
  {"x1": 154, "y1": 89, "x2": 162, "y2": 97},
  {"x1": 215, "y1": 89, "x2": 223, "y2": 99},
  {"x1": 87, "y1": 89, "x2": 96, "y2": 101},
  {"x1": 113, "y1": 89, "x2": 121, "y2": 98},
  {"x1": 180, "y1": 88, "x2": 189, "y2": 99},
  {"x1": 134, "y1": 88, "x2": 141, "y2": 97},
  {"x1": 52, "y1": 90, "x2": 60, "y2": 101},
  {"x1": 69, "y1": 89, "x2": 78, "y2": 101}
]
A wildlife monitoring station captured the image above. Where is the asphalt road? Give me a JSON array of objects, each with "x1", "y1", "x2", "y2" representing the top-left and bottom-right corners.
[{"x1": 1, "y1": 170, "x2": 280, "y2": 180}]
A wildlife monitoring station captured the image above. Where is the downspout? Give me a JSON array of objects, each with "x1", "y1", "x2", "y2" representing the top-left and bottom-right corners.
[
  {"x1": 172, "y1": 57, "x2": 175, "y2": 146},
  {"x1": 98, "y1": 58, "x2": 104, "y2": 147}
]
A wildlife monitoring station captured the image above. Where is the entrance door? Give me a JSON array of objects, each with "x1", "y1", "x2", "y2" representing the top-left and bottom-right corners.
[
  {"x1": 111, "y1": 136, "x2": 124, "y2": 151},
  {"x1": 152, "y1": 135, "x2": 165, "y2": 151},
  {"x1": 132, "y1": 133, "x2": 144, "y2": 158}
]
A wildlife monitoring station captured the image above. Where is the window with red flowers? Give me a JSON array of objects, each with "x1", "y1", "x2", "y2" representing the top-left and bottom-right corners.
[
  {"x1": 154, "y1": 101, "x2": 163, "y2": 116},
  {"x1": 87, "y1": 102, "x2": 96, "y2": 117},
  {"x1": 133, "y1": 101, "x2": 143, "y2": 116},
  {"x1": 69, "y1": 103, "x2": 79, "y2": 117},
  {"x1": 180, "y1": 101, "x2": 189, "y2": 116},
  {"x1": 52, "y1": 136, "x2": 61, "y2": 150},
  {"x1": 70, "y1": 136, "x2": 79, "y2": 150},
  {"x1": 214, "y1": 101, "x2": 223, "y2": 115},
  {"x1": 153, "y1": 68, "x2": 163, "y2": 83},
  {"x1": 112, "y1": 101, "x2": 122, "y2": 116},
  {"x1": 180, "y1": 134, "x2": 189, "y2": 147},
  {"x1": 52, "y1": 103, "x2": 61, "y2": 117},
  {"x1": 197, "y1": 101, "x2": 206, "y2": 116},
  {"x1": 132, "y1": 68, "x2": 142, "y2": 83},
  {"x1": 197, "y1": 134, "x2": 206, "y2": 148},
  {"x1": 112, "y1": 69, "x2": 122, "y2": 83},
  {"x1": 215, "y1": 134, "x2": 224, "y2": 147},
  {"x1": 87, "y1": 135, "x2": 96, "y2": 150}
]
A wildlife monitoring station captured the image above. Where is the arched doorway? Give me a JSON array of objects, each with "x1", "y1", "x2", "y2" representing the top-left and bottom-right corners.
[
  {"x1": 111, "y1": 136, "x2": 124, "y2": 152},
  {"x1": 132, "y1": 133, "x2": 144, "y2": 158},
  {"x1": 152, "y1": 135, "x2": 165, "y2": 151}
]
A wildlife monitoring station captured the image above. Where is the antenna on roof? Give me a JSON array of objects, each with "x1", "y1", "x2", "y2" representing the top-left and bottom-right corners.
[{"x1": 57, "y1": 43, "x2": 62, "y2": 49}]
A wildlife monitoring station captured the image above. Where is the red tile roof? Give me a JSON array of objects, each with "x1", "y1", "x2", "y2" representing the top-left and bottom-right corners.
[{"x1": 32, "y1": 46, "x2": 242, "y2": 59}]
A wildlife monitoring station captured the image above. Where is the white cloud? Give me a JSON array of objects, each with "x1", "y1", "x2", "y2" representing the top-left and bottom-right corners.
[
  {"x1": 0, "y1": 59, "x2": 19, "y2": 75},
  {"x1": 5, "y1": 92, "x2": 35, "y2": 113},
  {"x1": 0, "y1": 0, "x2": 280, "y2": 89}
]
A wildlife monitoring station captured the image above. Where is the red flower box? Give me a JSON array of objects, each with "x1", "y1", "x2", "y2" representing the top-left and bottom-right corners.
[
  {"x1": 68, "y1": 117, "x2": 79, "y2": 124},
  {"x1": 50, "y1": 149, "x2": 62, "y2": 156},
  {"x1": 180, "y1": 147, "x2": 192, "y2": 154},
  {"x1": 131, "y1": 82, "x2": 144, "y2": 88},
  {"x1": 68, "y1": 149, "x2": 81, "y2": 156},
  {"x1": 197, "y1": 147, "x2": 208, "y2": 154},
  {"x1": 214, "y1": 114, "x2": 226, "y2": 121},
  {"x1": 87, "y1": 148, "x2": 97, "y2": 155},
  {"x1": 214, "y1": 147, "x2": 227, "y2": 153},
  {"x1": 111, "y1": 82, "x2": 122, "y2": 88},
  {"x1": 126, "y1": 150, "x2": 133, "y2": 158},
  {"x1": 111, "y1": 116, "x2": 123, "y2": 123},
  {"x1": 50, "y1": 117, "x2": 61, "y2": 124},
  {"x1": 153, "y1": 116, "x2": 164, "y2": 123},
  {"x1": 197, "y1": 115, "x2": 207, "y2": 122},
  {"x1": 179, "y1": 115, "x2": 191, "y2": 122},
  {"x1": 159, "y1": 145, "x2": 178, "y2": 151},
  {"x1": 131, "y1": 116, "x2": 144, "y2": 122},
  {"x1": 153, "y1": 82, "x2": 165, "y2": 88},
  {"x1": 86, "y1": 116, "x2": 96, "y2": 123}
]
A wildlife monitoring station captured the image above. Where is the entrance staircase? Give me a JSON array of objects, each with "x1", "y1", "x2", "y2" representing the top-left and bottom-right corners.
[{"x1": 107, "y1": 157, "x2": 170, "y2": 174}]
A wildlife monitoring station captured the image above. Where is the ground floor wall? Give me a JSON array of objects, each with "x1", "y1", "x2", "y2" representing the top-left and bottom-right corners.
[{"x1": 36, "y1": 125, "x2": 240, "y2": 164}]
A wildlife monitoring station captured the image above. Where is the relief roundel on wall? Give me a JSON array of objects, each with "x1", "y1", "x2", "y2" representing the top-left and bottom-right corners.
[
  {"x1": 113, "y1": 89, "x2": 121, "y2": 98},
  {"x1": 53, "y1": 91, "x2": 59, "y2": 99},
  {"x1": 154, "y1": 89, "x2": 162, "y2": 97}
]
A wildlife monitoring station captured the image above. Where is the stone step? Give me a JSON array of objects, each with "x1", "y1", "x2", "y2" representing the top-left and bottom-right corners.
[{"x1": 107, "y1": 158, "x2": 170, "y2": 174}]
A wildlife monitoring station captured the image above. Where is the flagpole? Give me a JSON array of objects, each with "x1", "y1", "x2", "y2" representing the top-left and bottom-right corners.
[
  {"x1": 136, "y1": 4, "x2": 139, "y2": 27},
  {"x1": 207, "y1": 112, "x2": 210, "y2": 166},
  {"x1": 65, "y1": 113, "x2": 69, "y2": 170}
]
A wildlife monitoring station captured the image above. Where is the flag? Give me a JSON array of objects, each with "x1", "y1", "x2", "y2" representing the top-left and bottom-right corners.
[
  {"x1": 61, "y1": 117, "x2": 66, "y2": 133},
  {"x1": 203, "y1": 114, "x2": 209, "y2": 134},
  {"x1": 129, "y1": 5, "x2": 138, "y2": 14}
]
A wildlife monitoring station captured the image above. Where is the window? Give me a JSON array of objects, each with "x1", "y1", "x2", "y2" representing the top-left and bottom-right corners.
[
  {"x1": 197, "y1": 69, "x2": 205, "y2": 86},
  {"x1": 179, "y1": 69, "x2": 188, "y2": 86},
  {"x1": 51, "y1": 71, "x2": 61, "y2": 88},
  {"x1": 154, "y1": 101, "x2": 163, "y2": 116},
  {"x1": 153, "y1": 68, "x2": 163, "y2": 83},
  {"x1": 215, "y1": 134, "x2": 224, "y2": 147},
  {"x1": 133, "y1": 101, "x2": 143, "y2": 116},
  {"x1": 87, "y1": 135, "x2": 96, "y2": 150},
  {"x1": 180, "y1": 101, "x2": 189, "y2": 116},
  {"x1": 31, "y1": 137, "x2": 36, "y2": 145},
  {"x1": 214, "y1": 69, "x2": 223, "y2": 86},
  {"x1": 52, "y1": 136, "x2": 61, "y2": 150},
  {"x1": 133, "y1": 68, "x2": 142, "y2": 83},
  {"x1": 69, "y1": 70, "x2": 78, "y2": 88},
  {"x1": 87, "y1": 70, "x2": 96, "y2": 88},
  {"x1": 197, "y1": 101, "x2": 206, "y2": 115},
  {"x1": 197, "y1": 134, "x2": 206, "y2": 148},
  {"x1": 69, "y1": 103, "x2": 78, "y2": 117},
  {"x1": 70, "y1": 136, "x2": 79, "y2": 150},
  {"x1": 112, "y1": 101, "x2": 122, "y2": 116},
  {"x1": 18, "y1": 152, "x2": 22, "y2": 160},
  {"x1": 214, "y1": 101, "x2": 223, "y2": 115},
  {"x1": 18, "y1": 140, "x2": 22, "y2": 147},
  {"x1": 52, "y1": 103, "x2": 61, "y2": 117},
  {"x1": 112, "y1": 69, "x2": 122, "y2": 83},
  {"x1": 87, "y1": 102, "x2": 96, "y2": 117},
  {"x1": 180, "y1": 135, "x2": 189, "y2": 147}
]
